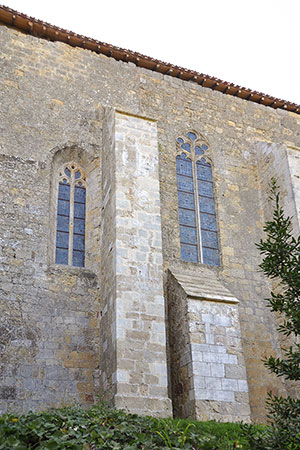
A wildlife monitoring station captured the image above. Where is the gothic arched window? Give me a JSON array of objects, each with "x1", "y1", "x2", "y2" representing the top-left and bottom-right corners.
[
  {"x1": 176, "y1": 131, "x2": 220, "y2": 266},
  {"x1": 55, "y1": 163, "x2": 86, "y2": 267}
]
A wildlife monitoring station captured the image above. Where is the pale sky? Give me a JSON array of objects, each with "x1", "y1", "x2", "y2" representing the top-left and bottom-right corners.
[{"x1": 2, "y1": 0, "x2": 300, "y2": 105}]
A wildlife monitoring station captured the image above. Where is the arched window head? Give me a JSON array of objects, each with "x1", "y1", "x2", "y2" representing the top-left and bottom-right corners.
[
  {"x1": 176, "y1": 131, "x2": 220, "y2": 266},
  {"x1": 55, "y1": 163, "x2": 86, "y2": 267}
]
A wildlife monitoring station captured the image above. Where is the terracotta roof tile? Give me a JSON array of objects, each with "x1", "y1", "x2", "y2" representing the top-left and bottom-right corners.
[{"x1": 0, "y1": 4, "x2": 299, "y2": 115}]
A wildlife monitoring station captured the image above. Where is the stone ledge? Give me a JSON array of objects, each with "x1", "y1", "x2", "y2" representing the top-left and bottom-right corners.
[
  {"x1": 47, "y1": 264, "x2": 97, "y2": 278},
  {"x1": 114, "y1": 394, "x2": 172, "y2": 417},
  {"x1": 168, "y1": 267, "x2": 239, "y2": 304}
]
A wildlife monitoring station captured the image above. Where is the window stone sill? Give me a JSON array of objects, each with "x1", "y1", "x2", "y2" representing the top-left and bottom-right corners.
[{"x1": 47, "y1": 263, "x2": 97, "y2": 280}]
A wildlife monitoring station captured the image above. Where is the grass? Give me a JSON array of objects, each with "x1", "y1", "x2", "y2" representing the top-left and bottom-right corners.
[{"x1": 0, "y1": 403, "x2": 264, "y2": 449}]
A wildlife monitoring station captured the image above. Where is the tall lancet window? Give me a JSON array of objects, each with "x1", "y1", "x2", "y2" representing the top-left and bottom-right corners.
[
  {"x1": 176, "y1": 131, "x2": 220, "y2": 266},
  {"x1": 55, "y1": 163, "x2": 86, "y2": 267}
]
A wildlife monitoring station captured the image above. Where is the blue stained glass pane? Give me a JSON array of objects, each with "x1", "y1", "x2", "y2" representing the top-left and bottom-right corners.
[
  {"x1": 180, "y1": 225, "x2": 197, "y2": 244},
  {"x1": 181, "y1": 142, "x2": 191, "y2": 152},
  {"x1": 178, "y1": 191, "x2": 195, "y2": 210},
  {"x1": 56, "y1": 247, "x2": 68, "y2": 265},
  {"x1": 200, "y1": 157, "x2": 211, "y2": 166},
  {"x1": 56, "y1": 170, "x2": 86, "y2": 267},
  {"x1": 200, "y1": 213, "x2": 217, "y2": 231},
  {"x1": 195, "y1": 146, "x2": 204, "y2": 155},
  {"x1": 57, "y1": 214, "x2": 69, "y2": 232},
  {"x1": 202, "y1": 247, "x2": 220, "y2": 266},
  {"x1": 74, "y1": 218, "x2": 85, "y2": 235},
  {"x1": 57, "y1": 199, "x2": 70, "y2": 216},
  {"x1": 74, "y1": 186, "x2": 86, "y2": 203},
  {"x1": 181, "y1": 244, "x2": 198, "y2": 263},
  {"x1": 187, "y1": 132, "x2": 196, "y2": 141},
  {"x1": 199, "y1": 196, "x2": 215, "y2": 214},
  {"x1": 196, "y1": 162, "x2": 212, "y2": 181},
  {"x1": 56, "y1": 231, "x2": 69, "y2": 249},
  {"x1": 202, "y1": 144, "x2": 208, "y2": 151},
  {"x1": 177, "y1": 137, "x2": 184, "y2": 144},
  {"x1": 73, "y1": 234, "x2": 85, "y2": 251},
  {"x1": 176, "y1": 156, "x2": 193, "y2": 177},
  {"x1": 74, "y1": 202, "x2": 85, "y2": 219},
  {"x1": 198, "y1": 180, "x2": 214, "y2": 197},
  {"x1": 73, "y1": 250, "x2": 84, "y2": 267},
  {"x1": 176, "y1": 174, "x2": 194, "y2": 193},
  {"x1": 178, "y1": 208, "x2": 196, "y2": 227},
  {"x1": 58, "y1": 183, "x2": 70, "y2": 200},
  {"x1": 201, "y1": 230, "x2": 218, "y2": 249}
]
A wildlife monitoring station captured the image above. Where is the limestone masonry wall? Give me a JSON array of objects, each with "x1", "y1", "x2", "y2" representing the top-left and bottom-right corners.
[
  {"x1": 167, "y1": 268, "x2": 251, "y2": 422},
  {"x1": 0, "y1": 24, "x2": 300, "y2": 421}
]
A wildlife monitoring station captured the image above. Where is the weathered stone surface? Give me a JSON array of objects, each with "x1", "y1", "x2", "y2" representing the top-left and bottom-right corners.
[
  {"x1": 167, "y1": 268, "x2": 251, "y2": 422},
  {"x1": 99, "y1": 111, "x2": 172, "y2": 416},
  {"x1": 0, "y1": 22, "x2": 300, "y2": 421}
]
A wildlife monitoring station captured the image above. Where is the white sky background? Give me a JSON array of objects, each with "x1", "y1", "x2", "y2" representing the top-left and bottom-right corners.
[{"x1": 3, "y1": 0, "x2": 300, "y2": 105}]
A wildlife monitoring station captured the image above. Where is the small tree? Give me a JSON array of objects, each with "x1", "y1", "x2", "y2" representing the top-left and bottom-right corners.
[
  {"x1": 257, "y1": 179, "x2": 300, "y2": 380},
  {"x1": 245, "y1": 179, "x2": 300, "y2": 449}
]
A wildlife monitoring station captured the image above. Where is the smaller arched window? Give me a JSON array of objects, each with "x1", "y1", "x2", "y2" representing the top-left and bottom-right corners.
[
  {"x1": 176, "y1": 131, "x2": 220, "y2": 266},
  {"x1": 55, "y1": 163, "x2": 86, "y2": 267}
]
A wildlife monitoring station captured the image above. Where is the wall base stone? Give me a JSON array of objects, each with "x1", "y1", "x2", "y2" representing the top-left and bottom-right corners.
[{"x1": 114, "y1": 394, "x2": 172, "y2": 418}]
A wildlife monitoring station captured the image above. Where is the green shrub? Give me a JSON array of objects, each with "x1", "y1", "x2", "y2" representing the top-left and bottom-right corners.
[
  {"x1": 242, "y1": 393, "x2": 300, "y2": 450},
  {"x1": 246, "y1": 179, "x2": 300, "y2": 450},
  {"x1": 0, "y1": 403, "x2": 257, "y2": 449}
]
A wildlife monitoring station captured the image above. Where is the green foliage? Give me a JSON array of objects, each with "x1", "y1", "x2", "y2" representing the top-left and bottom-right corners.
[
  {"x1": 243, "y1": 178, "x2": 300, "y2": 449},
  {"x1": 0, "y1": 403, "x2": 256, "y2": 449},
  {"x1": 242, "y1": 392, "x2": 300, "y2": 449},
  {"x1": 256, "y1": 178, "x2": 300, "y2": 380}
]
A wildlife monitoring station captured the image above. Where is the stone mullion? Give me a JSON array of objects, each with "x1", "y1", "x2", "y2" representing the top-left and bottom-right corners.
[
  {"x1": 68, "y1": 172, "x2": 75, "y2": 266},
  {"x1": 193, "y1": 150, "x2": 203, "y2": 263}
]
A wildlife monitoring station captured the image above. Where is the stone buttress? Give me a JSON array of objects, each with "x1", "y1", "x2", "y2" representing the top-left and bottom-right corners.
[
  {"x1": 100, "y1": 108, "x2": 172, "y2": 416},
  {"x1": 167, "y1": 267, "x2": 251, "y2": 422}
]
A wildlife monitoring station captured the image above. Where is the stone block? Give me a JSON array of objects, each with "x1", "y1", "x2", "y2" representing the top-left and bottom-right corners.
[
  {"x1": 194, "y1": 389, "x2": 235, "y2": 402},
  {"x1": 205, "y1": 377, "x2": 222, "y2": 390},
  {"x1": 222, "y1": 378, "x2": 238, "y2": 391},
  {"x1": 192, "y1": 362, "x2": 211, "y2": 377},
  {"x1": 210, "y1": 364, "x2": 225, "y2": 378},
  {"x1": 238, "y1": 379, "x2": 249, "y2": 392}
]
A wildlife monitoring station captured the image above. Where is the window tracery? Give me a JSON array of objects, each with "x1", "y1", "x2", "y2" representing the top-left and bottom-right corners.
[
  {"x1": 176, "y1": 131, "x2": 220, "y2": 266},
  {"x1": 55, "y1": 163, "x2": 86, "y2": 267}
]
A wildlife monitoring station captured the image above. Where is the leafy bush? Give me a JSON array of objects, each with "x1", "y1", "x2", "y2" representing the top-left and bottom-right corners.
[
  {"x1": 0, "y1": 403, "x2": 256, "y2": 449},
  {"x1": 242, "y1": 179, "x2": 300, "y2": 450},
  {"x1": 257, "y1": 179, "x2": 300, "y2": 382},
  {"x1": 242, "y1": 393, "x2": 300, "y2": 450}
]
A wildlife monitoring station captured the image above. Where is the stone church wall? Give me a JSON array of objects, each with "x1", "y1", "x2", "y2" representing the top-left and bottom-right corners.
[{"x1": 0, "y1": 23, "x2": 300, "y2": 421}]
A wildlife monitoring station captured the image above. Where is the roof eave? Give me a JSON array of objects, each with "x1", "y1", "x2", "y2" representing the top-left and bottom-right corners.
[{"x1": 0, "y1": 5, "x2": 299, "y2": 115}]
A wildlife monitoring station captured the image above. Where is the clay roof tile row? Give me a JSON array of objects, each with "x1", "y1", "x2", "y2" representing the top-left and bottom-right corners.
[{"x1": 0, "y1": 4, "x2": 299, "y2": 115}]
